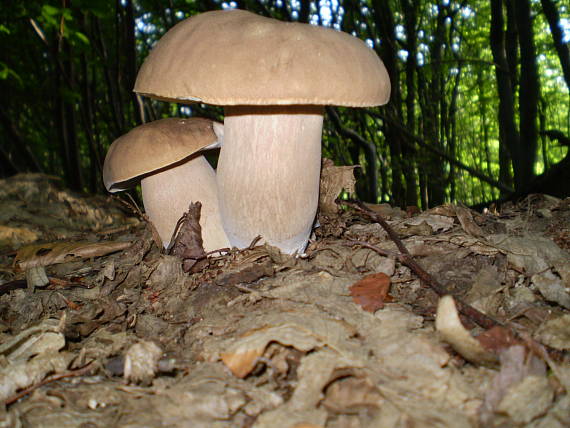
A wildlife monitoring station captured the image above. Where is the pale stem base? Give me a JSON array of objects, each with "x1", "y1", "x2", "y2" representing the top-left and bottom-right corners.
[
  {"x1": 141, "y1": 156, "x2": 229, "y2": 251},
  {"x1": 218, "y1": 105, "x2": 324, "y2": 254}
]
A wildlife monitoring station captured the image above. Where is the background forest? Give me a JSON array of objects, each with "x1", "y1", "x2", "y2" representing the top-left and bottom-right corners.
[{"x1": 1, "y1": 0, "x2": 569, "y2": 209}]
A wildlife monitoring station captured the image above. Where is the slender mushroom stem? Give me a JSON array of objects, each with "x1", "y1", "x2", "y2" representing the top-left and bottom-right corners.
[
  {"x1": 141, "y1": 155, "x2": 229, "y2": 252},
  {"x1": 217, "y1": 105, "x2": 324, "y2": 254}
]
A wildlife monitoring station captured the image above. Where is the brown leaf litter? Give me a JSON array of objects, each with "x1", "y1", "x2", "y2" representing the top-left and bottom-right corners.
[{"x1": 0, "y1": 173, "x2": 570, "y2": 428}]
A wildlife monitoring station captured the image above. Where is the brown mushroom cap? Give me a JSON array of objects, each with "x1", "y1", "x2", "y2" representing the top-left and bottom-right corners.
[
  {"x1": 134, "y1": 9, "x2": 390, "y2": 107},
  {"x1": 103, "y1": 117, "x2": 220, "y2": 192}
]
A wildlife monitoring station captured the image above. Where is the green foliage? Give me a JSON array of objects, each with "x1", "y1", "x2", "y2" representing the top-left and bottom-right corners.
[{"x1": 0, "y1": 0, "x2": 568, "y2": 203}]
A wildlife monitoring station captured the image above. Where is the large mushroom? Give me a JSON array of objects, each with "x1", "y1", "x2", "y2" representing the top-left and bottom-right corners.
[
  {"x1": 103, "y1": 117, "x2": 229, "y2": 252},
  {"x1": 134, "y1": 9, "x2": 390, "y2": 254}
]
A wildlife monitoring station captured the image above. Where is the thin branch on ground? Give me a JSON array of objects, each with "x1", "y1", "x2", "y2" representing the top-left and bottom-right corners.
[
  {"x1": 4, "y1": 361, "x2": 96, "y2": 406},
  {"x1": 340, "y1": 198, "x2": 498, "y2": 330}
]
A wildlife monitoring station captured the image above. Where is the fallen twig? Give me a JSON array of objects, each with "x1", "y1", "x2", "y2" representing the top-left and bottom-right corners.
[
  {"x1": 340, "y1": 199, "x2": 567, "y2": 362},
  {"x1": 340, "y1": 199, "x2": 498, "y2": 330},
  {"x1": 4, "y1": 361, "x2": 96, "y2": 406}
]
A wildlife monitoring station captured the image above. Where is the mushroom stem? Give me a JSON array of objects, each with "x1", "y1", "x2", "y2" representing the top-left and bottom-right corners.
[
  {"x1": 141, "y1": 155, "x2": 229, "y2": 251},
  {"x1": 217, "y1": 105, "x2": 324, "y2": 253}
]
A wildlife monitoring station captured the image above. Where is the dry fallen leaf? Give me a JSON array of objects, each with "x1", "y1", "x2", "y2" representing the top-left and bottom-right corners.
[
  {"x1": 479, "y1": 345, "x2": 549, "y2": 425},
  {"x1": 534, "y1": 314, "x2": 570, "y2": 350},
  {"x1": 319, "y1": 158, "x2": 357, "y2": 215},
  {"x1": 221, "y1": 347, "x2": 266, "y2": 379},
  {"x1": 170, "y1": 201, "x2": 207, "y2": 272},
  {"x1": 14, "y1": 240, "x2": 132, "y2": 269},
  {"x1": 476, "y1": 326, "x2": 520, "y2": 354},
  {"x1": 454, "y1": 205, "x2": 485, "y2": 237},
  {"x1": 349, "y1": 272, "x2": 391, "y2": 313}
]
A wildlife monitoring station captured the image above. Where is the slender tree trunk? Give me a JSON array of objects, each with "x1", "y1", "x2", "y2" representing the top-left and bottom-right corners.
[
  {"x1": 123, "y1": 0, "x2": 142, "y2": 124},
  {"x1": 490, "y1": 0, "x2": 518, "y2": 193},
  {"x1": 372, "y1": 0, "x2": 406, "y2": 207},
  {"x1": 513, "y1": 0, "x2": 539, "y2": 187},
  {"x1": 401, "y1": 0, "x2": 419, "y2": 207},
  {"x1": 448, "y1": 65, "x2": 462, "y2": 202}
]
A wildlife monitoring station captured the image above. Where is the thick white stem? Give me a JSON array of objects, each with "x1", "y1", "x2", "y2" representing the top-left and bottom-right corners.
[
  {"x1": 141, "y1": 156, "x2": 229, "y2": 251},
  {"x1": 217, "y1": 105, "x2": 324, "y2": 254}
]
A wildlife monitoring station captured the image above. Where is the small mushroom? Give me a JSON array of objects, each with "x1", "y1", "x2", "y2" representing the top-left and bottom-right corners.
[
  {"x1": 134, "y1": 10, "x2": 390, "y2": 253},
  {"x1": 102, "y1": 117, "x2": 229, "y2": 251}
]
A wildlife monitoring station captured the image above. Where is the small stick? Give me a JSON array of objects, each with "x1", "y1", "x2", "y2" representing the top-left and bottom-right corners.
[
  {"x1": 340, "y1": 199, "x2": 498, "y2": 330},
  {"x1": 341, "y1": 199, "x2": 566, "y2": 362},
  {"x1": 4, "y1": 361, "x2": 95, "y2": 406}
]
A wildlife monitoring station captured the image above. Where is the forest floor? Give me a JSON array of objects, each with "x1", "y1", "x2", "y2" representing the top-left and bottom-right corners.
[{"x1": 1, "y1": 173, "x2": 570, "y2": 428}]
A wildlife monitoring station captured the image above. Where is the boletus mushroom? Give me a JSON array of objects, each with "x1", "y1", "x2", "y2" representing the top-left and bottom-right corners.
[
  {"x1": 134, "y1": 9, "x2": 390, "y2": 254},
  {"x1": 103, "y1": 117, "x2": 229, "y2": 252}
]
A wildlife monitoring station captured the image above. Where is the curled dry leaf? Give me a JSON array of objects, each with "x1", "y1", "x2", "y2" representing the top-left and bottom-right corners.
[
  {"x1": 435, "y1": 295, "x2": 498, "y2": 366},
  {"x1": 454, "y1": 205, "x2": 485, "y2": 237},
  {"x1": 14, "y1": 240, "x2": 132, "y2": 270},
  {"x1": 534, "y1": 314, "x2": 570, "y2": 350},
  {"x1": 170, "y1": 201, "x2": 207, "y2": 273},
  {"x1": 349, "y1": 272, "x2": 391, "y2": 313},
  {"x1": 0, "y1": 318, "x2": 71, "y2": 401},
  {"x1": 219, "y1": 318, "x2": 346, "y2": 379},
  {"x1": 221, "y1": 347, "x2": 266, "y2": 379},
  {"x1": 322, "y1": 376, "x2": 382, "y2": 414},
  {"x1": 319, "y1": 158, "x2": 357, "y2": 216}
]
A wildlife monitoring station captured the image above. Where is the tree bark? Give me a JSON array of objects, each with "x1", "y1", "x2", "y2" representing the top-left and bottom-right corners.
[
  {"x1": 513, "y1": 0, "x2": 539, "y2": 188},
  {"x1": 490, "y1": 0, "x2": 519, "y2": 193},
  {"x1": 371, "y1": 0, "x2": 406, "y2": 207}
]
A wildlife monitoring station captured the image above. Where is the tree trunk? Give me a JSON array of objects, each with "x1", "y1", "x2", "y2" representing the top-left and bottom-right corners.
[
  {"x1": 401, "y1": 0, "x2": 419, "y2": 207},
  {"x1": 513, "y1": 0, "x2": 539, "y2": 188},
  {"x1": 490, "y1": 0, "x2": 519, "y2": 193},
  {"x1": 372, "y1": 0, "x2": 406, "y2": 207}
]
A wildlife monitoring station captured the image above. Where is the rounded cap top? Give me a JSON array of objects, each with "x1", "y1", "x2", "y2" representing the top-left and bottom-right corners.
[
  {"x1": 134, "y1": 9, "x2": 390, "y2": 107},
  {"x1": 103, "y1": 117, "x2": 220, "y2": 192}
]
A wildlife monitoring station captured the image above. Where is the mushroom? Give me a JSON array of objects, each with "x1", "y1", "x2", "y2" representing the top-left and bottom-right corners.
[
  {"x1": 133, "y1": 10, "x2": 390, "y2": 254},
  {"x1": 103, "y1": 117, "x2": 229, "y2": 252}
]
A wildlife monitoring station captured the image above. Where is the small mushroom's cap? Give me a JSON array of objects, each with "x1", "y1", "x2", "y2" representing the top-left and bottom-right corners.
[
  {"x1": 103, "y1": 117, "x2": 220, "y2": 192},
  {"x1": 134, "y1": 9, "x2": 390, "y2": 107}
]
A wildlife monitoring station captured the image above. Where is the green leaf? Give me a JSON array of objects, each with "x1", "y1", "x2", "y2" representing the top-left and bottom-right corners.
[
  {"x1": 0, "y1": 62, "x2": 23, "y2": 85},
  {"x1": 73, "y1": 31, "x2": 90, "y2": 45},
  {"x1": 41, "y1": 4, "x2": 60, "y2": 16}
]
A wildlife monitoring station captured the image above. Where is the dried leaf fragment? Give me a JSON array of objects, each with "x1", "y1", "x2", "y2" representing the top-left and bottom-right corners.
[
  {"x1": 496, "y1": 375, "x2": 554, "y2": 424},
  {"x1": 170, "y1": 201, "x2": 207, "y2": 272},
  {"x1": 454, "y1": 205, "x2": 485, "y2": 237},
  {"x1": 476, "y1": 326, "x2": 520, "y2": 354},
  {"x1": 349, "y1": 272, "x2": 391, "y2": 313},
  {"x1": 319, "y1": 158, "x2": 357, "y2": 215},
  {"x1": 534, "y1": 314, "x2": 570, "y2": 350},
  {"x1": 0, "y1": 318, "x2": 71, "y2": 401},
  {"x1": 14, "y1": 240, "x2": 132, "y2": 269},
  {"x1": 220, "y1": 347, "x2": 266, "y2": 379}
]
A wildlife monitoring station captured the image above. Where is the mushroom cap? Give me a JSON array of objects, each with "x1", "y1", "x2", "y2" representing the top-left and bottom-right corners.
[
  {"x1": 134, "y1": 9, "x2": 390, "y2": 107},
  {"x1": 103, "y1": 117, "x2": 221, "y2": 192}
]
